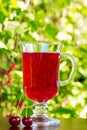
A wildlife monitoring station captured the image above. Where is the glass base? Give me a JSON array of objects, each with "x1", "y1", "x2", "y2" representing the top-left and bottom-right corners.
[
  {"x1": 32, "y1": 115, "x2": 60, "y2": 127},
  {"x1": 32, "y1": 102, "x2": 60, "y2": 127}
]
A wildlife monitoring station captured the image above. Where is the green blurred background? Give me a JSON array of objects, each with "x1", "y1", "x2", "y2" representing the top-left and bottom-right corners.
[{"x1": 0, "y1": 0, "x2": 87, "y2": 118}]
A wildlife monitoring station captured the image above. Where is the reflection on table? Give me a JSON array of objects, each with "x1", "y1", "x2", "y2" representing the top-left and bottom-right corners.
[
  {"x1": 9, "y1": 125, "x2": 59, "y2": 130},
  {"x1": 0, "y1": 118, "x2": 87, "y2": 130}
]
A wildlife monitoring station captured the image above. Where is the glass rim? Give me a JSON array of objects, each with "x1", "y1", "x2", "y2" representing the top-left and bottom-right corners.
[{"x1": 22, "y1": 41, "x2": 62, "y2": 52}]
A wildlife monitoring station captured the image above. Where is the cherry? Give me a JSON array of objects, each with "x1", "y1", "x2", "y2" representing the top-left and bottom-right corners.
[
  {"x1": 22, "y1": 116, "x2": 32, "y2": 127},
  {"x1": 9, "y1": 116, "x2": 20, "y2": 126}
]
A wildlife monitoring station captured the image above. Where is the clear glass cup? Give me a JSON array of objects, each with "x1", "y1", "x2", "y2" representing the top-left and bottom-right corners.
[{"x1": 22, "y1": 41, "x2": 76, "y2": 126}]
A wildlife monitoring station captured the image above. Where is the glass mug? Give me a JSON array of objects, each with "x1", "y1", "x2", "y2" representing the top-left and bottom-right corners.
[{"x1": 22, "y1": 41, "x2": 76, "y2": 126}]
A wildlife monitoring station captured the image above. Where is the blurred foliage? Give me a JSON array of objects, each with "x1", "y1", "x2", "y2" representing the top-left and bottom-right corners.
[{"x1": 0, "y1": 0, "x2": 87, "y2": 118}]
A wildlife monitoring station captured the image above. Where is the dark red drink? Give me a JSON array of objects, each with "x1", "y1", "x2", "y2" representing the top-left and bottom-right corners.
[{"x1": 22, "y1": 52, "x2": 60, "y2": 102}]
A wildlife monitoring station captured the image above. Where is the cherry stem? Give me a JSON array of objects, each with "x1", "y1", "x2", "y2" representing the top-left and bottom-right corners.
[
  {"x1": 16, "y1": 94, "x2": 22, "y2": 116},
  {"x1": 25, "y1": 97, "x2": 27, "y2": 117}
]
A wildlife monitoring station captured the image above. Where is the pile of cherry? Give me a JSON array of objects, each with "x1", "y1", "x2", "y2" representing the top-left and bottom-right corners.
[{"x1": 9, "y1": 116, "x2": 32, "y2": 127}]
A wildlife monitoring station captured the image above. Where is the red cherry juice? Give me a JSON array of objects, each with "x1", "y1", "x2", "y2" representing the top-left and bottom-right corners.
[{"x1": 22, "y1": 52, "x2": 60, "y2": 102}]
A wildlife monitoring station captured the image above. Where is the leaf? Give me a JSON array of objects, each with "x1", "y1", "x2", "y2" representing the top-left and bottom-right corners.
[
  {"x1": 50, "y1": 107, "x2": 77, "y2": 117},
  {"x1": 21, "y1": 108, "x2": 33, "y2": 116},
  {"x1": 0, "y1": 48, "x2": 11, "y2": 55},
  {"x1": 0, "y1": 11, "x2": 6, "y2": 23},
  {"x1": 45, "y1": 24, "x2": 59, "y2": 39}
]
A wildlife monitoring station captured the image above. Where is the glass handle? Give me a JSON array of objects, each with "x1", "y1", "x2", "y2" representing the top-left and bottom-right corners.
[{"x1": 60, "y1": 53, "x2": 76, "y2": 86}]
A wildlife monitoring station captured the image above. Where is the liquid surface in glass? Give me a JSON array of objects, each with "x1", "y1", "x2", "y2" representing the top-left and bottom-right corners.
[{"x1": 22, "y1": 52, "x2": 60, "y2": 102}]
